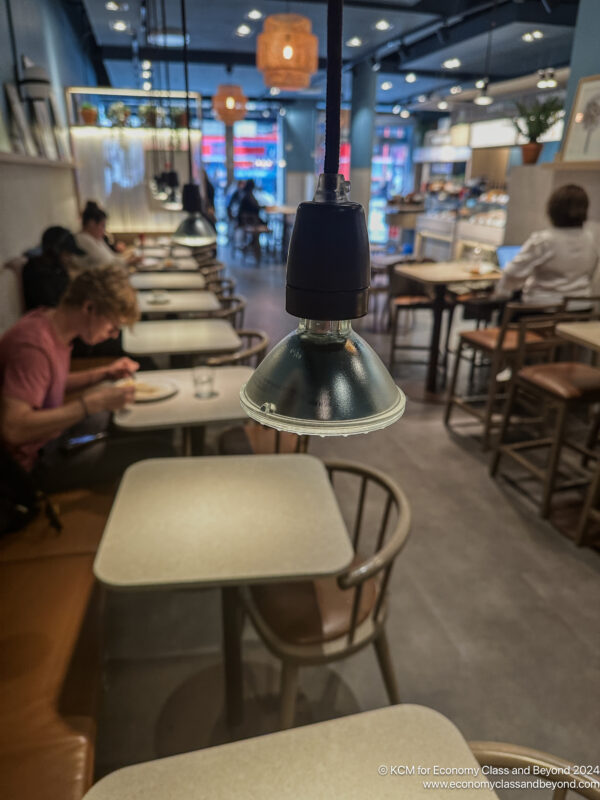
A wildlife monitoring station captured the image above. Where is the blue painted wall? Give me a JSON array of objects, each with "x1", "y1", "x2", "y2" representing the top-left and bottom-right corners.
[{"x1": 0, "y1": 0, "x2": 96, "y2": 124}]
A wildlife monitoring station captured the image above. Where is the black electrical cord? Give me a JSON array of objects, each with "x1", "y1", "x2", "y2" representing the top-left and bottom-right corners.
[
  {"x1": 5, "y1": 0, "x2": 20, "y2": 88},
  {"x1": 180, "y1": 0, "x2": 193, "y2": 183},
  {"x1": 324, "y1": 0, "x2": 343, "y2": 175}
]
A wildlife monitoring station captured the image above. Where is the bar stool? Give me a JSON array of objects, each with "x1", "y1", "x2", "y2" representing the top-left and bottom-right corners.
[
  {"x1": 445, "y1": 302, "x2": 564, "y2": 450},
  {"x1": 491, "y1": 361, "x2": 600, "y2": 518}
]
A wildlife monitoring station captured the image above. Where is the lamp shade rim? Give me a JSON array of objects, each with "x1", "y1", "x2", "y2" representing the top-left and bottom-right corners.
[{"x1": 239, "y1": 383, "x2": 406, "y2": 437}]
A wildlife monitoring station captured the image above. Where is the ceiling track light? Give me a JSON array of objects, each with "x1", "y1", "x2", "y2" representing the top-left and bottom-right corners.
[{"x1": 240, "y1": 0, "x2": 405, "y2": 437}]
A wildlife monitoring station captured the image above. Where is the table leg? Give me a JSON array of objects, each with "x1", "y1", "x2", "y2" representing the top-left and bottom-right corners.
[
  {"x1": 426, "y1": 284, "x2": 446, "y2": 394},
  {"x1": 221, "y1": 586, "x2": 244, "y2": 727}
]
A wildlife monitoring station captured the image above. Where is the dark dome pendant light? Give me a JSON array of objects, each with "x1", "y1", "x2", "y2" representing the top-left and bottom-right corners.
[
  {"x1": 240, "y1": 0, "x2": 405, "y2": 436},
  {"x1": 172, "y1": 0, "x2": 217, "y2": 248}
]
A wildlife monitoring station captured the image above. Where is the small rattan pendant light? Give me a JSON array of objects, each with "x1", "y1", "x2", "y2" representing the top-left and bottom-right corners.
[
  {"x1": 213, "y1": 84, "x2": 247, "y2": 125},
  {"x1": 257, "y1": 14, "x2": 318, "y2": 90}
]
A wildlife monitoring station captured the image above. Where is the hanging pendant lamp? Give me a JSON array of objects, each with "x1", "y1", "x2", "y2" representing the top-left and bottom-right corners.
[
  {"x1": 473, "y1": 2, "x2": 495, "y2": 107},
  {"x1": 213, "y1": 84, "x2": 247, "y2": 125},
  {"x1": 172, "y1": 0, "x2": 216, "y2": 248},
  {"x1": 257, "y1": 14, "x2": 318, "y2": 90},
  {"x1": 240, "y1": 0, "x2": 405, "y2": 437}
]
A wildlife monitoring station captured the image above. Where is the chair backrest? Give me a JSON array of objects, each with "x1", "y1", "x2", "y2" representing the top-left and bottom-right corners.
[
  {"x1": 206, "y1": 277, "x2": 235, "y2": 299},
  {"x1": 200, "y1": 264, "x2": 224, "y2": 279},
  {"x1": 213, "y1": 294, "x2": 247, "y2": 329},
  {"x1": 469, "y1": 741, "x2": 600, "y2": 799},
  {"x1": 205, "y1": 329, "x2": 269, "y2": 367},
  {"x1": 244, "y1": 422, "x2": 309, "y2": 455},
  {"x1": 514, "y1": 308, "x2": 600, "y2": 371},
  {"x1": 324, "y1": 460, "x2": 411, "y2": 645}
]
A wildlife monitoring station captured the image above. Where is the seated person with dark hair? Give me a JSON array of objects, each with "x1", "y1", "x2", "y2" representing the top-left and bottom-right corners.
[
  {"x1": 22, "y1": 226, "x2": 85, "y2": 310},
  {"x1": 0, "y1": 265, "x2": 170, "y2": 490},
  {"x1": 237, "y1": 179, "x2": 263, "y2": 225}
]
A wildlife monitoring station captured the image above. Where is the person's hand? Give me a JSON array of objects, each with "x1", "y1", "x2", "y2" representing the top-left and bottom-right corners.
[
  {"x1": 83, "y1": 384, "x2": 135, "y2": 414},
  {"x1": 114, "y1": 241, "x2": 127, "y2": 253},
  {"x1": 104, "y1": 357, "x2": 140, "y2": 380}
]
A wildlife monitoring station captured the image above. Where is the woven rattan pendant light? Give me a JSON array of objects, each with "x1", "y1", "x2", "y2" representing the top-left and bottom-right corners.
[
  {"x1": 257, "y1": 14, "x2": 318, "y2": 90},
  {"x1": 213, "y1": 84, "x2": 247, "y2": 125}
]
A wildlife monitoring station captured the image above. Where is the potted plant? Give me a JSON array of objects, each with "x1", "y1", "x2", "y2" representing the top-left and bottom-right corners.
[
  {"x1": 107, "y1": 101, "x2": 131, "y2": 127},
  {"x1": 171, "y1": 106, "x2": 188, "y2": 128},
  {"x1": 139, "y1": 103, "x2": 165, "y2": 127},
  {"x1": 80, "y1": 102, "x2": 98, "y2": 126},
  {"x1": 513, "y1": 96, "x2": 563, "y2": 164}
]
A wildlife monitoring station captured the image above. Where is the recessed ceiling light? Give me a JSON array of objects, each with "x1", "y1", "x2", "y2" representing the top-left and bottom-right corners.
[
  {"x1": 346, "y1": 37, "x2": 362, "y2": 47},
  {"x1": 437, "y1": 100, "x2": 449, "y2": 110},
  {"x1": 381, "y1": 81, "x2": 393, "y2": 91},
  {"x1": 400, "y1": 109, "x2": 410, "y2": 119},
  {"x1": 532, "y1": 30, "x2": 544, "y2": 39},
  {"x1": 141, "y1": 60, "x2": 152, "y2": 70},
  {"x1": 147, "y1": 29, "x2": 188, "y2": 47},
  {"x1": 475, "y1": 79, "x2": 486, "y2": 89},
  {"x1": 522, "y1": 32, "x2": 534, "y2": 42},
  {"x1": 418, "y1": 94, "x2": 427, "y2": 103},
  {"x1": 450, "y1": 85, "x2": 462, "y2": 94},
  {"x1": 474, "y1": 93, "x2": 493, "y2": 105},
  {"x1": 270, "y1": 86, "x2": 280, "y2": 96},
  {"x1": 374, "y1": 19, "x2": 391, "y2": 31},
  {"x1": 143, "y1": 81, "x2": 152, "y2": 91},
  {"x1": 110, "y1": 20, "x2": 128, "y2": 32},
  {"x1": 278, "y1": 158, "x2": 287, "y2": 168},
  {"x1": 142, "y1": 70, "x2": 151, "y2": 79},
  {"x1": 405, "y1": 72, "x2": 417, "y2": 83},
  {"x1": 262, "y1": 109, "x2": 270, "y2": 118},
  {"x1": 247, "y1": 9, "x2": 263, "y2": 20},
  {"x1": 392, "y1": 105, "x2": 401, "y2": 115},
  {"x1": 279, "y1": 107, "x2": 287, "y2": 116},
  {"x1": 236, "y1": 24, "x2": 252, "y2": 37},
  {"x1": 442, "y1": 57, "x2": 461, "y2": 69},
  {"x1": 372, "y1": 61, "x2": 381, "y2": 72},
  {"x1": 106, "y1": 1, "x2": 128, "y2": 10}
]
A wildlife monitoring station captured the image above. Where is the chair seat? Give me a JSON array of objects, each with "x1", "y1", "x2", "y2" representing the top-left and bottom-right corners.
[
  {"x1": 461, "y1": 327, "x2": 543, "y2": 352},
  {"x1": 518, "y1": 362, "x2": 600, "y2": 400},
  {"x1": 249, "y1": 556, "x2": 378, "y2": 646}
]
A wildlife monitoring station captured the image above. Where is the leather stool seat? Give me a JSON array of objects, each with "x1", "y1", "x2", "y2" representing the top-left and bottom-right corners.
[
  {"x1": 392, "y1": 295, "x2": 431, "y2": 307},
  {"x1": 461, "y1": 327, "x2": 543, "y2": 352},
  {"x1": 250, "y1": 556, "x2": 378, "y2": 646},
  {"x1": 518, "y1": 362, "x2": 600, "y2": 401}
]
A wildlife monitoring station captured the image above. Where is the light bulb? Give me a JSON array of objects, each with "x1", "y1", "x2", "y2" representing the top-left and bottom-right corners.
[
  {"x1": 437, "y1": 100, "x2": 449, "y2": 110},
  {"x1": 248, "y1": 9, "x2": 263, "y2": 20},
  {"x1": 405, "y1": 72, "x2": 417, "y2": 83},
  {"x1": 283, "y1": 44, "x2": 293, "y2": 60},
  {"x1": 270, "y1": 87, "x2": 280, "y2": 96},
  {"x1": 110, "y1": 20, "x2": 128, "y2": 32},
  {"x1": 143, "y1": 81, "x2": 152, "y2": 91},
  {"x1": 141, "y1": 60, "x2": 152, "y2": 70},
  {"x1": 450, "y1": 85, "x2": 462, "y2": 94},
  {"x1": 475, "y1": 79, "x2": 486, "y2": 89},
  {"x1": 442, "y1": 57, "x2": 461, "y2": 69},
  {"x1": 225, "y1": 96, "x2": 235, "y2": 110},
  {"x1": 400, "y1": 109, "x2": 410, "y2": 119},
  {"x1": 375, "y1": 19, "x2": 391, "y2": 31},
  {"x1": 381, "y1": 81, "x2": 393, "y2": 91},
  {"x1": 142, "y1": 70, "x2": 151, "y2": 79},
  {"x1": 392, "y1": 105, "x2": 401, "y2": 114},
  {"x1": 236, "y1": 24, "x2": 251, "y2": 37},
  {"x1": 346, "y1": 37, "x2": 362, "y2": 47}
]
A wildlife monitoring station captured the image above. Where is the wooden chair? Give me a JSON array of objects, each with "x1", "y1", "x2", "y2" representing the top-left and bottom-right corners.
[
  {"x1": 218, "y1": 421, "x2": 309, "y2": 457},
  {"x1": 240, "y1": 459, "x2": 411, "y2": 729},
  {"x1": 490, "y1": 312, "x2": 600, "y2": 519},
  {"x1": 206, "y1": 277, "x2": 236, "y2": 300},
  {"x1": 388, "y1": 259, "x2": 455, "y2": 380},
  {"x1": 238, "y1": 213, "x2": 270, "y2": 264},
  {"x1": 469, "y1": 741, "x2": 600, "y2": 799},
  {"x1": 445, "y1": 302, "x2": 566, "y2": 450},
  {"x1": 212, "y1": 295, "x2": 247, "y2": 329},
  {"x1": 205, "y1": 329, "x2": 268, "y2": 368}
]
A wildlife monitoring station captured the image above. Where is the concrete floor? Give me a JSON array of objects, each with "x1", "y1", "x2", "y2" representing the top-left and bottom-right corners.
[{"x1": 95, "y1": 253, "x2": 600, "y2": 789}]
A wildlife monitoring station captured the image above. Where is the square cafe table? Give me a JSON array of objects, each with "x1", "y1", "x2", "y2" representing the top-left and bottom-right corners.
[
  {"x1": 130, "y1": 272, "x2": 206, "y2": 291},
  {"x1": 123, "y1": 319, "x2": 241, "y2": 360},
  {"x1": 83, "y1": 705, "x2": 499, "y2": 799},
  {"x1": 113, "y1": 366, "x2": 252, "y2": 453},
  {"x1": 557, "y1": 321, "x2": 600, "y2": 352},
  {"x1": 394, "y1": 261, "x2": 501, "y2": 394},
  {"x1": 137, "y1": 290, "x2": 221, "y2": 317},
  {"x1": 94, "y1": 455, "x2": 354, "y2": 726}
]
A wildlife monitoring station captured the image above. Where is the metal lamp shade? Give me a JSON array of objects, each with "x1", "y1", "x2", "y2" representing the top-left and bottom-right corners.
[
  {"x1": 213, "y1": 84, "x2": 247, "y2": 125},
  {"x1": 257, "y1": 14, "x2": 318, "y2": 90},
  {"x1": 240, "y1": 319, "x2": 406, "y2": 436},
  {"x1": 172, "y1": 215, "x2": 216, "y2": 248}
]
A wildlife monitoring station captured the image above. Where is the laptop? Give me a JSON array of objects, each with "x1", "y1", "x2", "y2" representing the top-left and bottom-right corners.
[{"x1": 496, "y1": 245, "x2": 521, "y2": 269}]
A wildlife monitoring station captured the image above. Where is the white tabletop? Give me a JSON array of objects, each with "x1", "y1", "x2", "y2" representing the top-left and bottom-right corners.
[
  {"x1": 113, "y1": 367, "x2": 252, "y2": 430},
  {"x1": 123, "y1": 319, "x2": 241, "y2": 356},
  {"x1": 138, "y1": 256, "x2": 199, "y2": 271},
  {"x1": 131, "y1": 273, "x2": 206, "y2": 291},
  {"x1": 557, "y1": 321, "x2": 600, "y2": 352},
  {"x1": 83, "y1": 705, "x2": 498, "y2": 799},
  {"x1": 395, "y1": 261, "x2": 501, "y2": 285},
  {"x1": 94, "y1": 455, "x2": 354, "y2": 590},
  {"x1": 137, "y1": 291, "x2": 220, "y2": 315}
]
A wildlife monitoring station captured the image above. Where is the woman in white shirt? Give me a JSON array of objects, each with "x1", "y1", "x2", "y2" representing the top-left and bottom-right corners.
[
  {"x1": 494, "y1": 184, "x2": 598, "y2": 305},
  {"x1": 75, "y1": 201, "x2": 134, "y2": 271}
]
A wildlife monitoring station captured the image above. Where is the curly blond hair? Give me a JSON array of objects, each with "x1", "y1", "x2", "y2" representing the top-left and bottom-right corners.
[{"x1": 61, "y1": 265, "x2": 139, "y2": 325}]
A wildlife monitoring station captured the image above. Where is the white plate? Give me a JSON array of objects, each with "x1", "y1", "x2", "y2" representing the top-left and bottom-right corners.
[{"x1": 118, "y1": 378, "x2": 179, "y2": 403}]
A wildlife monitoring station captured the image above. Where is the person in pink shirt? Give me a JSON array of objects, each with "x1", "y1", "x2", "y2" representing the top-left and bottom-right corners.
[{"x1": 0, "y1": 265, "x2": 139, "y2": 477}]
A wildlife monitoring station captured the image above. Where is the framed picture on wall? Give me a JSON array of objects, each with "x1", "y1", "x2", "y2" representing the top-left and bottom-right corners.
[
  {"x1": 561, "y1": 74, "x2": 600, "y2": 165},
  {"x1": 4, "y1": 83, "x2": 38, "y2": 157},
  {"x1": 32, "y1": 99, "x2": 59, "y2": 160}
]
